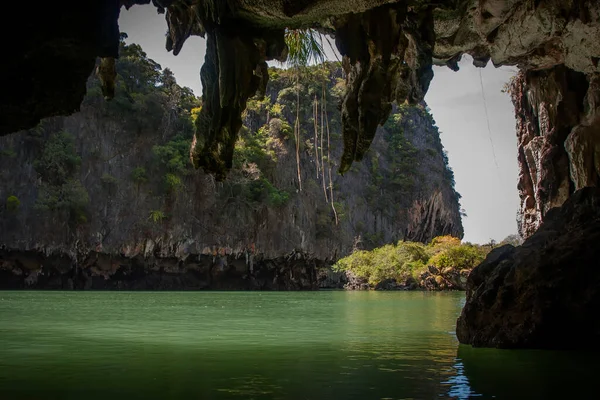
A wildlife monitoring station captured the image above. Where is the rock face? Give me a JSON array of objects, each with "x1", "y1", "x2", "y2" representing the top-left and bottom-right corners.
[
  {"x1": 511, "y1": 67, "x2": 599, "y2": 238},
  {"x1": 417, "y1": 265, "x2": 470, "y2": 291},
  {"x1": 0, "y1": 249, "x2": 323, "y2": 290},
  {"x1": 456, "y1": 187, "x2": 600, "y2": 349},
  {"x1": 0, "y1": 60, "x2": 461, "y2": 290}
]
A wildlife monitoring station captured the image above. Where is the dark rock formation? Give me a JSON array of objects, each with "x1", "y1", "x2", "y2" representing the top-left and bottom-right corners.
[
  {"x1": 456, "y1": 187, "x2": 600, "y2": 349},
  {"x1": 0, "y1": 248, "x2": 323, "y2": 290},
  {"x1": 0, "y1": 61, "x2": 461, "y2": 290},
  {"x1": 332, "y1": 3, "x2": 435, "y2": 173},
  {"x1": 0, "y1": 1, "x2": 122, "y2": 134},
  {"x1": 511, "y1": 67, "x2": 599, "y2": 238},
  {"x1": 417, "y1": 265, "x2": 470, "y2": 291}
]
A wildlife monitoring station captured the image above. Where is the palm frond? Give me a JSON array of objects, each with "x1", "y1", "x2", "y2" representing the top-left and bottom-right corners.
[{"x1": 284, "y1": 29, "x2": 325, "y2": 68}]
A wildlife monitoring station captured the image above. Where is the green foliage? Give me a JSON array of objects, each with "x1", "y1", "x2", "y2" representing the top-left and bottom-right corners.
[
  {"x1": 164, "y1": 173, "x2": 183, "y2": 193},
  {"x1": 267, "y1": 186, "x2": 290, "y2": 207},
  {"x1": 334, "y1": 236, "x2": 490, "y2": 287},
  {"x1": 148, "y1": 210, "x2": 166, "y2": 223},
  {"x1": 427, "y1": 235, "x2": 462, "y2": 254},
  {"x1": 33, "y1": 132, "x2": 81, "y2": 186},
  {"x1": 428, "y1": 244, "x2": 486, "y2": 271},
  {"x1": 334, "y1": 241, "x2": 429, "y2": 286},
  {"x1": 84, "y1": 35, "x2": 200, "y2": 135},
  {"x1": 131, "y1": 167, "x2": 148, "y2": 184},
  {"x1": 101, "y1": 173, "x2": 118, "y2": 187},
  {"x1": 116, "y1": 40, "x2": 162, "y2": 94},
  {"x1": 426, "y1": 235, "x2": 488, "y2": 271},
  {"x1": 332, "y1": 201, "x2": 348, "y2": 222},
  {"x1": 153, "y1": 134, "x2": 193, "y2": 175},
  {"x1": 233, "y1": 126, "x2": 277, "y2": 171},
  {"x1": 35, "y1": 179, "x2": 90, "y2": 223},
  {"x1": 6, "y1": 195, "x2": 20, "y2": 212},
  {"x1": 0, "y1": 147, "x2": 16, "y2": 158},
  {"x1": 152, "y1": 133, "x2": 194, "y2": 195},
  {"x1": 269, "y1": 103, "x2": 285, "y2": 118},
  {"x1": 33, "y1": 131, "x2": 89, "y2": 224},
  {"x1": 284, "y1": 29, "x2": 325, "y2": 67},
  {"x1": 244, "y1": 177, "x2": 289, "y2": 207}
]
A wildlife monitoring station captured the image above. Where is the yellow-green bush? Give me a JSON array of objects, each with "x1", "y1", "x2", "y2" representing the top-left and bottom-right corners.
[
  {"x1": 428, "y1": 244, "x2": 487, "y2": 271},
  {"x1": 334, "y1": 236, "x2": 490, "y2": 287},
  {"x1": 6, "y1": 195, "x2": 20, "y2": 212},
  {"x1": 333, "y1": 241, "x2": 429, "y2": 286}
]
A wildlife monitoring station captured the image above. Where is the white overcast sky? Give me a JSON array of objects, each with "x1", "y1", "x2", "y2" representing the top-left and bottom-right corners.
[{"x1": 119, "y1": 6, "x2": 520, "y2": 244}]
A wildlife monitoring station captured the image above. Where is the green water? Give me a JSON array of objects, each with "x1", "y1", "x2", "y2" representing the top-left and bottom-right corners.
[{"x1": 0, "y1": 291, "x2": 596, "y2": 399}]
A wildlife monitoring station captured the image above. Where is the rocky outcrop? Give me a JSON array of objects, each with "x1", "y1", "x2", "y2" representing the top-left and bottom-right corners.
[
  {"x1": 0, "y1": 62, "x2": 461, "y2": 290},
  {"x1": 0, "y1": 248, "x2": 324, "y2": 290},
  {"x1": 417, "y1": 265, "x2": 470, "y2": 291},
  {"x1": 456, "y1": 187, "x2": 600, "y2": 349},
  {"x1": 511, "y1": 67, "x2": 598, "y2": 238}
]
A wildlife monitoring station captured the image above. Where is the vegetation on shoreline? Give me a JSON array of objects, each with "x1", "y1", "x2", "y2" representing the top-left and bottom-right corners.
[{"x1": 333, "y1": 235, "x2": 520, "y2": 289}]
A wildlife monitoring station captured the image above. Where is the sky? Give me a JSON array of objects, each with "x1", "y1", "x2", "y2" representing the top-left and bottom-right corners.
[{"x1": 119, "y1": 6, "x2": 520, "y2": 244}]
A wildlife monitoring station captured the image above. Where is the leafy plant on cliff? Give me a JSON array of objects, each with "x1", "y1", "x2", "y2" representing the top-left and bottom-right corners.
[
  {"x1": 6, "y1": 195, "x2": 20, "y2": 212},
  {"x1": 148, "y1": 210, "x2": 166, "y2": 223},
  {"x1": 33, "y1": 132, "x2": 89, "y2": 225},
  {"x1": 33, "y1": 132, "x2": 81, "y2": 186},
  {"x1": 131, "y1": 167, "x2": 148, "y2": 185},
  {"x1": 35, "y1": 180, "x2": 90, "y2": 224}
]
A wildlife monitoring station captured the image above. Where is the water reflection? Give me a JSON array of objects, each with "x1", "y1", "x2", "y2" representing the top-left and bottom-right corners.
[
  {"x1": 0, "y1": 291, "x2": 597, "y2": 399},
  {"x1": 444, "y1": 359, "x2": 480, "y2": 399},
  {"x1": 456, "y1": 345, "x2": 598, "y2": 399}
]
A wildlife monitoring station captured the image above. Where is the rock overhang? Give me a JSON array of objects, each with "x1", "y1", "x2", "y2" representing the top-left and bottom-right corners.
[{"x1": 1, "y1": 0, "x2": 599, "y2": 180}]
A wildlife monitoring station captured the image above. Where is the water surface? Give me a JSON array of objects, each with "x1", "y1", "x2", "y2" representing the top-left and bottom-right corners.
[{"x1": 0, "y1": 291, "x2": 596, "y2": 399}]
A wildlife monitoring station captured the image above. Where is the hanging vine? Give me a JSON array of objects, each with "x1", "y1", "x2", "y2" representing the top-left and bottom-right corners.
[
  {"x1": 320, "y1": 85, "x2": 328, "y2": 203},
  {"x1": 285, "y1": 29, "x2": 324, "y2": 192}
]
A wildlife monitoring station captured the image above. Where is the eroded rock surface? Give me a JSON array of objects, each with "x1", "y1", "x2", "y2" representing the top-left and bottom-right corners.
[
  {"x1": 456, "y1": 187, "x2": 600, "y2": 349},
  {"x1": 3, "y1": 1, "x2": 599, "y2": 179},
  {"x1": 0, "y1": 249, "x2": 323, "y2": 290},
  {"x1": 510, "y1": 66, "x2": 600, "y2": 237}
]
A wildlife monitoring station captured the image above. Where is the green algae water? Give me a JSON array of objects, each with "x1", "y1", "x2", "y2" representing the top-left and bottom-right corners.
[{"x1": 0, "y1": 291, "x2": 596, "y2": 399}]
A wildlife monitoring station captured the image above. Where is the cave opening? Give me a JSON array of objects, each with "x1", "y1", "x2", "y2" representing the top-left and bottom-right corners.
[
  {"x1": 118, "y1": 5, "x2": 521, "y2": 246},
  {"x1": 426, "y1": 55, "x2": 520, "y2": 244}
]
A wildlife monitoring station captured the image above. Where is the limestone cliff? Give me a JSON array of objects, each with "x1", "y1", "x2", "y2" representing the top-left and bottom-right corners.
[
  {"x1": 0, "y1": 54, "x2": 462, "y2": 290},
  {"x1": 509, "y1": 68, "x2": 600, "y2": 238}
]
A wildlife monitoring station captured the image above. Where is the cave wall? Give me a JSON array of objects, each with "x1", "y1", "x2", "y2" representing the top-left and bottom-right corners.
[{"x1": 510, "y1": 66, "x2": 600, "y2": 237}]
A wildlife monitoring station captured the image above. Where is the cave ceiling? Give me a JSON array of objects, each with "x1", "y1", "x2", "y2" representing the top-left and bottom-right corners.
[{"x1": 2, "y1": 0, "x2": 599, "y2": 179}]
